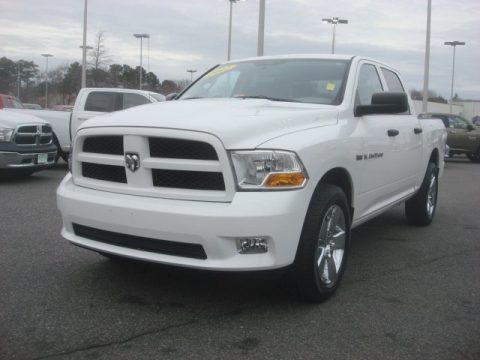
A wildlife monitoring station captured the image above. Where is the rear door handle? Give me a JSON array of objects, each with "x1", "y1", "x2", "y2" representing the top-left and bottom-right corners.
[
  {"x1": 77, "y1": 117, "x2": 88, "y2": 121},
  {"x1": 387, "y1": 129, "x2": 399, "y2": 137},
  {"x1": 414, "y1": 127, "x2": 423, "y2": 134}
]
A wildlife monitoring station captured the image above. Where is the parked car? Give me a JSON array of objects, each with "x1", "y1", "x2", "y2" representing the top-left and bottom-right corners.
[
  {"x1": 57, "y1": 54, "x2": 446, "y2": 302},
  {"x1": 0, "y1": 94, "x2": 24, "y2": 109},
  {"x1": 22, "y1": 103, "x2": 43, "y2": 110},
  {"x1": 419, "y1": 113, "x2": 480, "y2": 162},
  {"x1": 7, "y1": 88, "x2": 166, "y2": 162},
  {"x1": 0, "y1": 110, "x2": 57, "y2": 177}
]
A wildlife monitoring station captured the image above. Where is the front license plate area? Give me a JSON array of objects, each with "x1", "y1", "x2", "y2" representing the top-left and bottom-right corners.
[{"x1": 37, "y1": 153, "x2": 48, "y2": 164}]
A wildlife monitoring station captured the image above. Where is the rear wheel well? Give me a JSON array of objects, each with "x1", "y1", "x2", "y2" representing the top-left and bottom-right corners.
[{"x1": 318, "y1": 168, "x2": 353, "y2": 219}]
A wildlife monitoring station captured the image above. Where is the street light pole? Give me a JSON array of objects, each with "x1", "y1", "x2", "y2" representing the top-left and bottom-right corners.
[
  {"x1": 227, "y1": 0, "x2": 246, "y2": 61},
  {"x1": 16, "y1": 62, "x2": 21, "y2": 99},
  {"x1": 422, "y1": 0, "x2": 432, "y2": 113},
  {"x1": 257, "y1": 0, "x2": 265, "y2": 56},
  {"x1": 133, "y1": 33, "x2": 150, "y2": 90},
  {"x1": 81, "y1": 0, "x2": 88, "y2": 88},
  {"x1": 444, "y1": 40, "x2": 466, "y2": 113},
  {"x1": 41, "y1": 54, "x2": 53, "y2": 108},
  {"x1": 187, "y1": 69, "x2": 197, "y2": 83},
  {"x1": 322, "y1": 17, "x2": 348, "y2": 54}
]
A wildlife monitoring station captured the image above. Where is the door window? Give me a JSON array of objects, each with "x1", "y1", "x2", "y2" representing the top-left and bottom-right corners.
[
  {"x1": 122, "y1": 93, "x2": 150, "y2": 109},
  {"x1": 84, "y1": 92, "x2": 121, "y2": 112},
  {"x1": 356, "y1": 64, "x2": 383, "y2": 106},
  {"x1": 448, "y1": 116, "x2": 470, "y2": 129},
  {"x1": 381, "y1": 68, "x2": 405, "y2": 92}
]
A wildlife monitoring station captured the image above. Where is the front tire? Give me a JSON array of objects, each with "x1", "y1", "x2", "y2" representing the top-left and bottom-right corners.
[
  {"x1": 291, "y1": 184, "x2": 350, "y2": 303},
  {"x1": 405, "y1": 162, "x2": 438, "y2": 226},
  {"x1": 466, "y1": 147, "x2": 480, "y2": 162}
]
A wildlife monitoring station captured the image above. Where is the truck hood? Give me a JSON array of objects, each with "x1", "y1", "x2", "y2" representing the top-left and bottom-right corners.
[
  {"x1": 79, "y1": 98, "x2": 338, "y2": 148},
  {"x1": 0, "y1": 109, "x2": 48, "y2": 128}
]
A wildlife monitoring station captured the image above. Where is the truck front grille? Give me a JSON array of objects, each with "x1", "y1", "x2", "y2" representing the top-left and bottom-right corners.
[
  {"x1": 83, "y1": 136, "x2": 124, "y2": 155},
  {"x1": 152, "y1": 169, "x2": 225, "y2": 190},
  {"x1": 149, "y1": 137, "x2": 218, "y2": 160},
  {"x1": 82, "y1": 162, "x2": 127, "y2": 183},
  {"x1": 74, "y1": 129, "x2": 235, "y2": 202},
  {"x1": 14, "y1": 124, "x2": 53, "y2": 145},
  {"x1": 73, "y1": 223, "x2": 207, "y2": 259}
]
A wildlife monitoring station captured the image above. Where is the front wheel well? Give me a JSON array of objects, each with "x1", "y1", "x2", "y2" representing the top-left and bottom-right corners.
[
  {"x1": 429, "y1": 148, "x2": 439, "y2": 167},
  {"x1": 318, "y1": 167, "x2": 354, "y2": 219}
]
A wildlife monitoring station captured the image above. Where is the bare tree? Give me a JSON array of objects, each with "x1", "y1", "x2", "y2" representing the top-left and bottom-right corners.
[{"x1": 88, "y1": 31, "x2": 111, "y2": 86}]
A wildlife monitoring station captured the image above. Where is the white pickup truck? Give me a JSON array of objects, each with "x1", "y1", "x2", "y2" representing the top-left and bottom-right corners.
[
  {"x1": 8, "y1": 88, "x2": 165, "y2": 161},
  {"x1": 57, "y1": 55, "x2": 446, "y2": 302}
]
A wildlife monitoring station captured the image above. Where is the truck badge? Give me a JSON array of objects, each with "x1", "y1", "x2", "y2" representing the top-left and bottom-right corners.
[{"x1": 125, "y1": 152, "x2": 140, "y2": 172}]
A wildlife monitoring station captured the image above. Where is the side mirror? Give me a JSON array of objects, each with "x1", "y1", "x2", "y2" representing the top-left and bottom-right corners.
[
  {"x1": 165, "y1": 93, "x2": 178, "y2": 101},
  {"x1": 355, "y1": 92, "x2": 409, "y2": 117},
  {"x1": 467, "y1": 124, "x2": 475, "y2": 131}
]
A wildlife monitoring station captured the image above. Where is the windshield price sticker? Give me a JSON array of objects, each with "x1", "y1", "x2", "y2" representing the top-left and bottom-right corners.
[
  {"x1": 205, "y1": 64, "x2": 237, "y2": 79},
  {"x1": 326, "y1": 82, "x2": 336, "y2": 91}
]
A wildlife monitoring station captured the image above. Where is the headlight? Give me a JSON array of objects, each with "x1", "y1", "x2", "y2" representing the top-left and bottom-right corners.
[
  {"x1": 0, "y1": 128, "x2": 14, "y2": 142},
  {"x1": 230, "y1": 150, "x2": 308, "y2": 190}
]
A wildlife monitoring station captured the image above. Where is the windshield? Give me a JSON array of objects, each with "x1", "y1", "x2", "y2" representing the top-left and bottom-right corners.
[{"x1": 179, "y1": 59, "x2": 350, "y2": 105}]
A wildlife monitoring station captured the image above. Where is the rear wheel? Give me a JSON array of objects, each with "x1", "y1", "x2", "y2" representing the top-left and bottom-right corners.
[
  {"x1": 291, "y1": 184, "x2": 350, "y2": 303},
  {"x1": 405, "y1": 162, "x2": 438, "y2": 226}
]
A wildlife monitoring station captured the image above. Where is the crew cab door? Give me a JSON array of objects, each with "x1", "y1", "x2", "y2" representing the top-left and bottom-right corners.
[{"x1": 354, "y1": 62, "x2": 421, "y2": 217}]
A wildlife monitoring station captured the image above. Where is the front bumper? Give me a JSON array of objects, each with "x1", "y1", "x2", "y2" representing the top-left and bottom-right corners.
[
  {"x1": 0, "y1": 146, "x2": 57, "y2": 170},
  {"x1": 57, "y1": 174, "x2": 312, "y2": 271}
]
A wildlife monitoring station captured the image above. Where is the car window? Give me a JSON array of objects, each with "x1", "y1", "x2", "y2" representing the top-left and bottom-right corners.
[
  {"x1": 356, "y1": 64, "x2": 383, "y2": 106},
  {"x1": 122, "y1": 93, "x2": 150, "y2": 109},
  {"x1": 84, "y1": 92, "x2": 121, "y2": 112},
  {"x1": 381, "y1": 68, "x2": 404, "y2": 92},
  {"x1": 449, "y1": 116, "x2": 470, "y2": 130}
]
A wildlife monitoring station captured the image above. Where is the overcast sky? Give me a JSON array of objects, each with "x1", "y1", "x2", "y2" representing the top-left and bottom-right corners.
[{"x1": 1, "y1": 0, "x2": 479, "y2": 99}]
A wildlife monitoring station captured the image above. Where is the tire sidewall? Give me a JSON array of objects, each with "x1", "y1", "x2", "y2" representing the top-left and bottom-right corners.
[{"x1": 294, "y1": 184, "x2": 351, "y2": 301}]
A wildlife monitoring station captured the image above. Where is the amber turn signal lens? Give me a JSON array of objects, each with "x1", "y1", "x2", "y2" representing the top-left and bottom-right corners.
[{"x1": 264, "y1": 172, "x2": 306, "y2": 187}]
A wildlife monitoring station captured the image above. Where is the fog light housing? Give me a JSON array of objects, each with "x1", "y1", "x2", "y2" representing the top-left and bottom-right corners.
[{"x1": 236, "y1": 237, "x2": 269, "y2": 254}]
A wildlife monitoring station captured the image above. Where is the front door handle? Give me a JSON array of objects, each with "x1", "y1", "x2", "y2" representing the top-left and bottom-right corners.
[
  {"x1": 387, "y1": 129, "x2": 399, "y2": 137},
  {"x1": 414, "y1": 127, "x2": 423, "y2": 134}
]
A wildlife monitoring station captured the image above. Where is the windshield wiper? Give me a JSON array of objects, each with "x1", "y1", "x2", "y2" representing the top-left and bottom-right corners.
[
  {"x1": 181, "y1": 96, "x2": 204, "y2": 100},
  {"x1": 233, "y1": 95, "x2": 303, "y2": 103}
]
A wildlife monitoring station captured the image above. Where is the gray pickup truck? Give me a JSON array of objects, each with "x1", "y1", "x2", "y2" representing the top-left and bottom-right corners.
[
  {"x1": 0, "y1": 111, "x2": 57, "y2": 177},
  {"x1": 420, "y1": 113, "x2": 480, "y2": 162}
]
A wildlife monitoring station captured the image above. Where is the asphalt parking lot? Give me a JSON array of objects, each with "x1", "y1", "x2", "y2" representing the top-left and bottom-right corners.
[{"x1": 1, "y1": 158, "x2": 479, "y2": 360}]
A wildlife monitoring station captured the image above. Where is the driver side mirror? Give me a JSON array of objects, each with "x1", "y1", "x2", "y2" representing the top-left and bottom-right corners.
[
  {"x1": 355, "y1": 92, "x2": 409, "y2": 117},
  {"x1": 467, "y1": 124, "x2": 475, "y2": 131}
]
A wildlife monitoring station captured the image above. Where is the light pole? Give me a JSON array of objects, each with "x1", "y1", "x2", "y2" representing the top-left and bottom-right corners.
[
  {"x1": 257, "y1": 0, "x2": 265, "y2": 56},
  {"x1": 227, "y1": 0, "x2": 246, "y2": 61},
  {"x1": 187, "y1": 69, "x2": 197, "y2": 83},
  {"x1": 41, "y1": 54, "x2": 53, "y2": 108},
  {"x1": 322, "y1": 17, "x2": 348, "y2": 54},
  {"x1": 79, "y1": 45, "x2": 93, "y2": 87},
  {"x1": 422, "y1": 0, "x2": 432, "y2": 113},
  {"x1": 16, "y1": 62, "x2": 21, "y2": 99},
  {"x1": 81, "y1": 0, "x2": 88, "y2": 88},
  {"x1": 444, "y1": 40, "x2": 465, "y2": 113},
  {"x1": 133, "y1": 33, "x2": 150, "y2": 89}
]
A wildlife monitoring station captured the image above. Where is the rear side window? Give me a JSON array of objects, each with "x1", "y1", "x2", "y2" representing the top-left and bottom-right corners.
[
  {"x1": 356, "y1": 64, "x2": 383, "y2": 106},
  {"x1": 84, "y1": 92, "x2": 121, "y2": 112},
  {"x1": 381, "y1": 68, "x2": 404, "y2": 92},
  {"x1": 122, "y1": 93, "x2": 150, "y2": 109}
]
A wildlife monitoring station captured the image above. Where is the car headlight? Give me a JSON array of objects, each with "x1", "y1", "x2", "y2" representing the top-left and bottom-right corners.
[
  {"x1": 230, "y1": 150, "x2": 308, "y2": 190},
  {"x1": 0, "y1": 128, "x2": 14, "y2": 142}
]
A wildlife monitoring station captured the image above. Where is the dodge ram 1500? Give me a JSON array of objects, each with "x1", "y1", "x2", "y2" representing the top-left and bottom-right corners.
[{"x1": 57, "y1": 55, "x2": 447, "y2": 302}]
